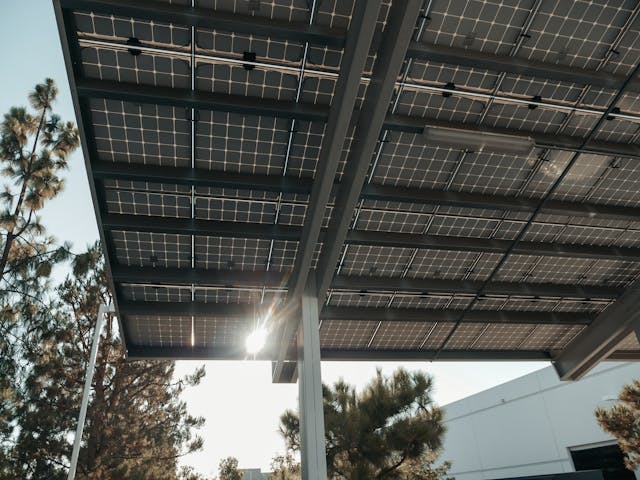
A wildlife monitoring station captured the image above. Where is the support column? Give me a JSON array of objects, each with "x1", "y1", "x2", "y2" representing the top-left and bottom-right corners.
[
  {"x1": 297, "y1": 279, "x2": 327, "y2": 480},
  {"x1": 68, "y1": 303, "x2": 114, "y2": 480}
]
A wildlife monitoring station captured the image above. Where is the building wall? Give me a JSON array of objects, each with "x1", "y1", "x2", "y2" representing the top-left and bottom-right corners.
[{"x1": 440, "y1": 362, "x2": 640, "y2": 480}]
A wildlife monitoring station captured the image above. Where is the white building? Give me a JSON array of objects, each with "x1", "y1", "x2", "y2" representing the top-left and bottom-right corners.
[{"x1": 441, "y1": 362, "x2": 639, "y2": 480}]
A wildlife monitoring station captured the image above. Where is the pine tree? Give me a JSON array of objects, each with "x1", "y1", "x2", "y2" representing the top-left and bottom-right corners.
[
  {"x1": 0, "y1": 78, "x2": 79, "y2": 475},
  {"x1": 218, "y1": 456, "x2": 244, "y2": 480},
  {"x1": 279, "y1": 368, "x2": 450, "y2": 480},
  {"x1": 595, "y1": 378, "x2": 640, "y2": 470},
  {"x1": 2, "y1": 242, "x2": 205, "y2": 480},
  {"x1": 0, "y1": 78, "x2": 78, "y2": 299},
  {"x1": 269, "y1": 453, "x2": 300, "y2": 480}
]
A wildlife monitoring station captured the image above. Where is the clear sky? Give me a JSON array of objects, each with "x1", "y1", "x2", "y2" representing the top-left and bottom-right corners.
[{"x1": 1, "y1": 1, "x2": 548, "y2": 477}]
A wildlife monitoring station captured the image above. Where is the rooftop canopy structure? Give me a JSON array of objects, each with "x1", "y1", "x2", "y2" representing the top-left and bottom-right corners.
[{"x1": 54, "y1": 0, "x2": 640, "y2": 390}]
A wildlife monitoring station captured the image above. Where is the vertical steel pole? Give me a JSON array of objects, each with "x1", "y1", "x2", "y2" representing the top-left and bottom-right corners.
[
  {"x1": 67, "y1": 303, "x2": 114, "y2": 480},
  {"x1": 297, "y1": 278, "x2": 327, "y2": 480}
]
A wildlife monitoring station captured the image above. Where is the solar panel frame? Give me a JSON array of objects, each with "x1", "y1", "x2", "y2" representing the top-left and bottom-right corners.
[{"x1": 55, "y1": 0, "x2": 640, "y2": 364}]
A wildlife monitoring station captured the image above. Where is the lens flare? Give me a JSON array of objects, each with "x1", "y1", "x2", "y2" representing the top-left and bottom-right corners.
[{"x1": 246, "y1": 326, "x2": 268, "y2": 354}]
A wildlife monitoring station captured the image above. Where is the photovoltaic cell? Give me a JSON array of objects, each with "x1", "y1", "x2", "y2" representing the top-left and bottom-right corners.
[{"x1": 61, "y1": 0, "x2": 640, "y2": 359}]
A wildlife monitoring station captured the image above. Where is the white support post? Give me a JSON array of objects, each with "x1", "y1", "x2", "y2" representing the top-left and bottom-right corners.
[
  {"x1": 67, "y1": 303, "x2": 114, "y2": 480},
  {"x1": 297, "y1": 279, "x2": 327, "y2": 480}
]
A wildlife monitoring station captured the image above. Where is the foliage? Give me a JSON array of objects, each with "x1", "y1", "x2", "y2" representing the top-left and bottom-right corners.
[
  {"x1": 269, "y1": 453, "x2": 300, "y2": 480},
  {"x1": 218, "y1": 456, "x2": 243, "y2": 480},
  {"x1": 397, "y1": 451, "x2": 453, "y2": 480},
  {"x1": 0, "y1": 242, "x2": 205, "y2": 479},
  {"x1": 279, "y1": 368, "x2": 449, "y2": 480},
  {"x1": 0, "y1": 78, "x2": 78, "y2": 301},
  {"x1": 596, "y1": 378, "x2": 640, "y2": 470}
]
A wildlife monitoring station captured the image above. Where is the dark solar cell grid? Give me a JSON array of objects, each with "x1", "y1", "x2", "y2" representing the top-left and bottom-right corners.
[
  {"x1": 195, "y1": 110, "x2": 290, "y2": 174},
  {"x1": 284, "y1": 122, "x2": 356, "y2": 180},
  {"x1": 370, "y1": 321, "x2": 432, "y2": 349},
  {"x1": 545, "y1": 154, "x2": 612, "y2": 202},
  {"x1": 319, "y1": 320, "x2": 378, "y2": 349},
  {"x1": 196, "y1": 28, "x2": 303, "y2": 62},
  {"x1": 601, "y1": 20, "x2": 640, "y2": 76},
  {"x1": 300, "y1": 78, "x2": 369, "y2": 109},
  {"x1": 517, "y1": 2, "x2": 634, "y2": 70},
  {"x1": 616, "y1": 332, "x2": 640, "y2": 350},
  {"x1": 448, "y1": 150, "x2": 538, "y2": 196},
  {"x1": 74, "y1": 12, "x2": 190, "y2": 46},
  {"x1": 121, "y1": 284, "x2": 192, "y2": 302},
  {"x1": 498, "y1": 75, "x2": 585, "y2": 105},
  {"x1": 196, "y1": 0, "x2": 309, "y2": 22},
  {"x1": 81, "y1": 47, "x2": 190, "y2": 88},
  {"x1": 194, "y1": 236, "x2": 285, "y2": 271},
  {"x1": 593, "y1": 118, "x2": 640, "y2": 143},
  {"x1": 371, "y1": 134, "x2": 461, "y2": 189},
  {"x1": 90, "y1": 99, "x2": 191, "y2": 167},
  {"x1": 585, "y1": 158, "x2": 640, "y2": 207},
  {"x1": 552, "y1": 300, "x2": 611, "y2": 313},
  {"x1": 195, "y1": 317, "x2": 250, "y2": 347},
  {"x1": 471, "y1": 323, "x2": 536, "y2": 350},
  {"x1": 328, "y1": 292, "x2": 393, "y2": 309},
  {"x1": 195, "y1": 196, "x2": 277, "y2": 224},
  {"x1": 481, "y1": 103, "x2": 568, "y2": 134},
  {"x1": 106, "y1": 189, "x2": 191, "y2": 218},
  {"x1": 360, "y1": 200, "x2": 436, "y2": 217},
  {"x1": 391, "y1": 294, "x2": 470, "y2": 310},
  {"x1": 419, "y1": 0, "x2": 532, "y2": 56},
  {"x1": 340, "y1": 245, "x2": 414, "y2": 277},
  {"x1": 394, "y1": 89, "x2": 485, "y2": 122},
  {"x1": 315, "y1": 0, "x2": 391, "y2": 31},
  {"x1": 127, "y1": 315, "x2": 192, "y2": 347},
  {"x1": 196, "y1": 63, "x2": 298, "y2": 101},
  {"x1": 354, "y1": 209, "x2": 428, "y2": 234},
  {"x1": 520, "y1": 324, "x2": 585, "y2": 350},
  {"x1": 282, "y1": 120, "x2": 325, "y2": 178},
  {"x1": 444, "y1": 322, "x2": 489, "y2": 349},
  {"x1": 104, "y1": 180, "x2": 191, "y2": 194},
  {"x1": 63, "y1": 0, "x2": 640, "y2": 358},
  {"x1": 112, "y1": 231, "x2": 192, "y2": 268},
  {"x1": 421, "y1": 322, "x2": 456, "y2": 349},
  {"x1": 407, "y1": 61, "x2": 499, "y2": 90},
  {"x1": 407, "y1": 250, "x2": 502, "y2": 282}
]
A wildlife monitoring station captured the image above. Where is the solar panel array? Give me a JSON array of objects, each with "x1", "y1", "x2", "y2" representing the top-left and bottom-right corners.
[{"x1": 56, "y1": 0, "x2": 640, "y2": 367}]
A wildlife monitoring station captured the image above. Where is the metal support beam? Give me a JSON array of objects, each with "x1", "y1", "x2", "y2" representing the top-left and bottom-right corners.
[
  {"x1": 68, "y1": 303, "x2": 114, "y2": 480},
  {"x1": 60, "y1": 0, "x2": 343, "y2": 48},
  {"x1": 110, "y1": 265, "x2": 620, "y2": 299},
  {"x1": 405, "y1": 42, "x2": 640, "y2": 93},
  {"x1": 272, "y1": 0, "x2": 383, "y2": 383},
  {"x1": 320, "y1": 307, "x2": 592, "y2": 325},
  {"x1": 94, "y1": 161, "x2": 640, "y2": 223},
  {"x1": 111, "y1": 264, "x2": 287, "y2": 288},
  {"x1": 76, "y1": 78, "x2": 327, "y2": 122},
  {"x1": 76, "y1": 78, "x2": 640, "y2": 160},
  {"x1": 124, "y1": 344, "x2": 554, "y2": 361},
  {"x1": 102, "y1": 212, "x2": 640, "y2": 262},
  {"x1": 329, "y1": 275, "x2": 619, "y2": 299},
  {"x1": 118, "y1": 301, "x2": 593, "y2": 325},
  {"x1": 297, "y1": 278, "x2": 327, "y2": 480},
  {"x1": 316, "y1": 0, "x2": 423, "y2": 303},
  {"x1": 553, "y1": 278, "x2": 640, "y2": 380},
  {"x1": 60, "y1": 0, "x2": 640, "y2": 93},
  {"x1": 102, "y1": 213, "x2": 301, "y2": 241},
  {"x1": 118, "y1": 300, "x2": 251, "y2": 317}
]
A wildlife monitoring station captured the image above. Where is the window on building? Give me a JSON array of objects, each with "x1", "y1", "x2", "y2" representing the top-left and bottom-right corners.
[{"x1": 570, "y1": 444, "x2": 635, "y2": 480}]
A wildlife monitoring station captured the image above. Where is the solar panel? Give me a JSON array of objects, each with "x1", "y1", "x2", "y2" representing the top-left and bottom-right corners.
[{"x1": 55, "y1": 0, "x2": 640, "y2": 373}]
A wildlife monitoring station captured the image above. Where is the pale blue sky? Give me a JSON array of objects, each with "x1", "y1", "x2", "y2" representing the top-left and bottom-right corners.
[{"x1": 1, "y1": 1, "x2": 547, "y2": 476}]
